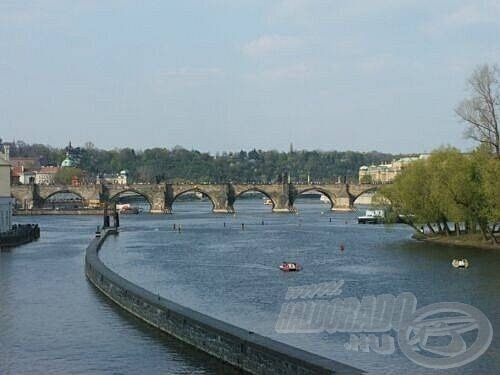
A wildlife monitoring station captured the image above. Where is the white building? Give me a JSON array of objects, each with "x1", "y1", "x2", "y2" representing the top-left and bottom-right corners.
[
  {"x1": 100, "y1": 170, "x2": 129, "y2": 185},
  {"x1": 359, "y1": 154, "x2": 429, "y2": 184},
  {"x1": 0, "y1": 146, "x2": 12, "y2": 233},
  {"x1": 34, "y1": 166, "x2": 59, "y2": 185}
]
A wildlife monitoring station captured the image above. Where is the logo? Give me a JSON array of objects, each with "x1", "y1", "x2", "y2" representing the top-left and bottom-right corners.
[
  {"x1": 398, "y1": 302, "x2": 493, "y2": 369},
  {"x1": 275, "y1": 280, "x2": 493, "y2": 369}
]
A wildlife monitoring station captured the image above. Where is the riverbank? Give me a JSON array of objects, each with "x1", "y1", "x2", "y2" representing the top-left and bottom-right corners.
[
  {"x1": 413, "y1": 232, "x2": 499, "y2": 250},
  {"x1": 14, "y1": 209, "x2": 104, "y2": 216}
]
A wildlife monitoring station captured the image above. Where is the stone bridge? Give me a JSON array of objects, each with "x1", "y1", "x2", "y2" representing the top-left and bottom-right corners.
[{"x1": 11, "y1": 182, "x2": 379, "y2": 213}]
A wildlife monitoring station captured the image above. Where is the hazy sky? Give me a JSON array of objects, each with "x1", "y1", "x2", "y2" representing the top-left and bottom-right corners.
[{"x1": 1, "y1": 0, "x2": 499, "y2": 153}]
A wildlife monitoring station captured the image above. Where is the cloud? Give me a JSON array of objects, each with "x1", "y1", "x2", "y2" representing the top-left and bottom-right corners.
[
  {"x1": 242, "y1": 35, "x2": 304, "y2": 57},
  {"x1": 421, "y1": 1, "x2": 500, "y2": 35}
]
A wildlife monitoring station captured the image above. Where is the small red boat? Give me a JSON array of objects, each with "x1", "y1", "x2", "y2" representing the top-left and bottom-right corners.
[{"x1": 279, "y1": 262, "x2": 302, "y2": 272}]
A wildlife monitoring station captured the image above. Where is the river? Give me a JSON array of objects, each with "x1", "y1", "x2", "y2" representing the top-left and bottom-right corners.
[{"x1": 1, "y1": 199, "x2": 499, "y2": 374}]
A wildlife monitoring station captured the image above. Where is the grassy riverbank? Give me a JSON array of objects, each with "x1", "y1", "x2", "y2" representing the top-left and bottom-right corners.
[{"x1": 413, "y1": 232, "x2": 500, "y2": 250}]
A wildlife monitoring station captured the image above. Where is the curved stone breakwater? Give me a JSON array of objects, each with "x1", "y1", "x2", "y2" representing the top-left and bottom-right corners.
[{"x1": 85, "y1": 229, "x2": 364, "y2": 375}]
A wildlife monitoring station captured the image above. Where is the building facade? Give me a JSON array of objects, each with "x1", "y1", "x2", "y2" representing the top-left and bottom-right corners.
[
  {"x1": 359, "y1": 155, "x2": 429, "y2": 184},
  {"x1": 99, "y1": 170, "x2": 129, "y2": 185},
  {"x1": 0, "y1": 146, "x2": 12, "y2": 233},
  {"x1": 34, "y1": 166, "x2": 59, "y2": 185}
]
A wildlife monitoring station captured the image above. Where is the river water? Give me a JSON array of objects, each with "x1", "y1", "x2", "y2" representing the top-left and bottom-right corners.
[{"x1": 1, "y1": 199, "x2": 499, "y2": 374}]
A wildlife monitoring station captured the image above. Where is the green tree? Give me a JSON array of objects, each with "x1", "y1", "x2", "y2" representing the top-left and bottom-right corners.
[
  {"x1": 54, "y1": 168, "x2": 83, "y2": 185},
  {"x1": 380, "y1": 148, "x2": 499, "y2": 243}
]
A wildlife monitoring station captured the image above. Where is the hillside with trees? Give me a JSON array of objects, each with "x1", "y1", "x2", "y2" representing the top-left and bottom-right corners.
[{"x1": 6, "y1": 140, "x2": 402, "y2": 183}]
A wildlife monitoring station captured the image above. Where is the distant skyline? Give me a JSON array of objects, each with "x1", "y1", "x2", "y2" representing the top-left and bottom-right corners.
[{"x1": 1, "y1": 1, "x2": 499, "y2": 153}]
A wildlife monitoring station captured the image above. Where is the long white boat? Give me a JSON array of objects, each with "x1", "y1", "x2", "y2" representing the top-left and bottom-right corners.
[{"x1": 358, "y1": 209, "x2": 384, "y2": 224}]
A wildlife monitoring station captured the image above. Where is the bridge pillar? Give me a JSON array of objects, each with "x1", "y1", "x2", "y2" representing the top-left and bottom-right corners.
[
  {"x1": 150, "y1": 188, "x2": 168, "y2": 214},
  {"x1": 31, "y1": 184, "x2": 44, "y2": 209},
  {"x1": 211, "y1": 184, "x2": 234, "y2": 213},
  {"x1": 333, "y1": 184, "x2": 355, "y2": 211},
  {"x1": 271, "y1": 183, "x2": 294, "y2": 213},
  {"x1": 164, "y1": 184, "x2": 174, "y2": 213}
]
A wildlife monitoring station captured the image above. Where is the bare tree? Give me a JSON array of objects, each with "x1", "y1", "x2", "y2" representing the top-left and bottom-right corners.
[{"x1": 456, "y1": 64, "x2": 500, "y2": 157}]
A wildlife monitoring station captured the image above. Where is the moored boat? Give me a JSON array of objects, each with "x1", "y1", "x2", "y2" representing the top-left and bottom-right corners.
[
  {"x1": 358, "y1": 209, "x2": 385, "y2": 224},
  {"x1": 116, "y1": 203, "x2": 140, "y2": 214}
]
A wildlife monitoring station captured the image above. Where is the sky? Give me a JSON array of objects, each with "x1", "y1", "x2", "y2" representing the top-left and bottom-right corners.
[{"x1": 1, "y1": 0, "x2": 499, "y2": 153}]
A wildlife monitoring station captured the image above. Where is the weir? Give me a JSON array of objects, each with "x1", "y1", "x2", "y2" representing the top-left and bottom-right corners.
[{"x1": 85, "y1": 228, "x2": 364, "y2": 374}]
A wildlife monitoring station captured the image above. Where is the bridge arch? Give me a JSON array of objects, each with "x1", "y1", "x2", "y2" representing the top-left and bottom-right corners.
[
  {"x1": 234, "y1": 188, "x2": 277, "y2": 210},
  {"x1": 294, "y1": 187, "x2": 336, "y2": 210},
  {"x1": 41, "y1": 189, "x2": 85, "y2": 202},
  {"x1": 108, "y1": 189, "x2": 153, "y2": 210},
  {"x1": 352, "y1": 186, "x2": 379, "y2": 203},
  {"x1": 172, "y1": 188, "x2": 217, "y2": 211}
]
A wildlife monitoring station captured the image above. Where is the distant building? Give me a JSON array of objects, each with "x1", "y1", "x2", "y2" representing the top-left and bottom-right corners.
[
  {"x1": 0, "y1": 145, "x2": 12, "y2": 233},
  {"x1": 35, "y1": 166, "x2": 59, "y2": 185},
  {"x1": 99, "y1": 170, "x2": 129, "y2": 185},
  {"x1": 9, "y1": 156, "x2": 41, "y2": 169},
  {"x1": 11, "y1": 166, "x2": 22, "y2": 184},
  {"x1": 61, "y1": 141, "x2": 81, "y2": 168},
  {"x1": 359, "y1": 155, "x2": 429, "y2": 184}
]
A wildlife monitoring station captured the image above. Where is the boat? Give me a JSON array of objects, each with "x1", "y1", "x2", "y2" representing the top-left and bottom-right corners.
[
  {"x1": 452, "y1": 259, "x2": 469, "y2": 269},
  {"x1": 279, "y1": 262, "x2": 302, "y2": 272},
  {"x1": 264, "y1": 199, "x2": 273, "y2": 206},
  {"x1": 120, "y1": 207, "x2": 140, "y2": 214},
  {"x1": 116, "y1": 203, "x2": 140, "y2": 214},
  {"x1": 358, "y1": 209, "x2": 384, "y2": 224}
]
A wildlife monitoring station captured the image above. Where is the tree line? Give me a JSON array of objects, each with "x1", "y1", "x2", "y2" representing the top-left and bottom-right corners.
[{"x1": 7, "y1": 141, "x2": 401, "y2": 184}]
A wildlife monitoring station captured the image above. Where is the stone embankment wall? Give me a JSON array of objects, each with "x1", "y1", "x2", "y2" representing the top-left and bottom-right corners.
[{"x1": 85, "y1": 229, "x2": 363, "y2": 375}]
